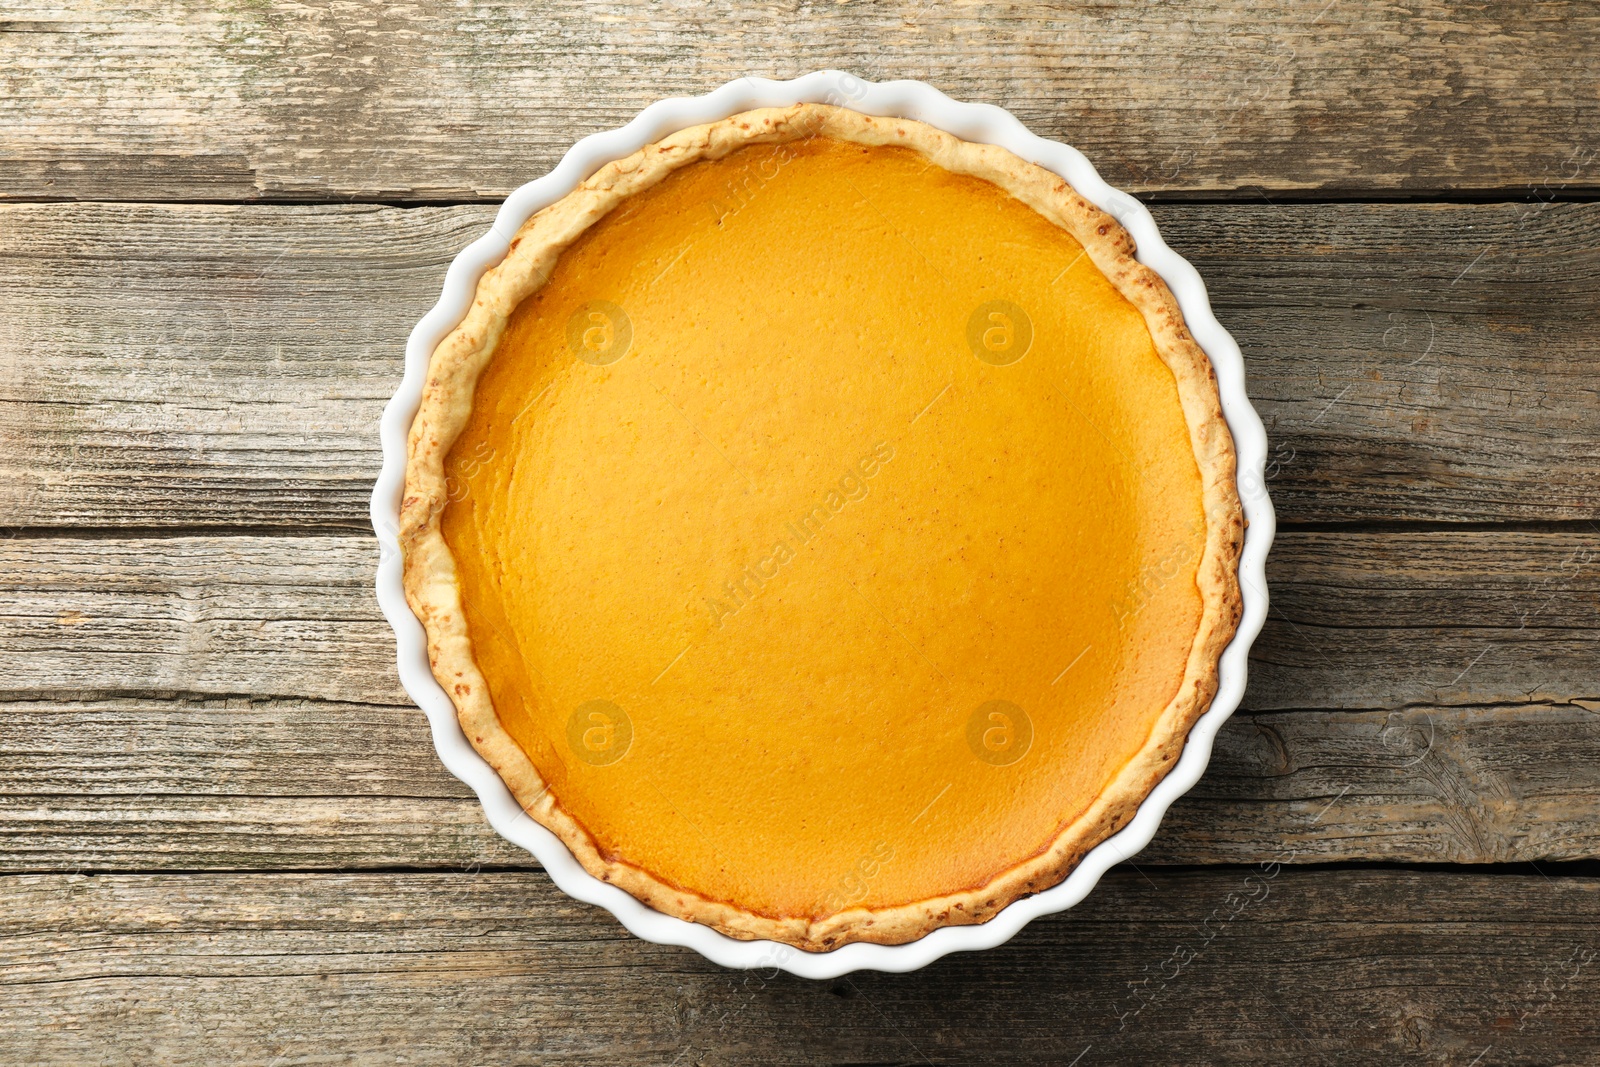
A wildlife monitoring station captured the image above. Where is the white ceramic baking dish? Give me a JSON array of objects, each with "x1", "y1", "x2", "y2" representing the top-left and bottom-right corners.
[{"x1": 371, "y1": 71, "x2": 1274, "y2": 979}]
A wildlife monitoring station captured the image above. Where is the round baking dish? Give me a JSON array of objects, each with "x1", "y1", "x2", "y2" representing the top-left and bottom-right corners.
[{"x1": 371, "y1": 71, "x2": 1274, "y2": 979}]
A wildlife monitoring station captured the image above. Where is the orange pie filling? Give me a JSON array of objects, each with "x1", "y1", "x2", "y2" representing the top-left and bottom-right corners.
[{"x1": 438, "y1": 135, "x2": 1213, "y2": 926}]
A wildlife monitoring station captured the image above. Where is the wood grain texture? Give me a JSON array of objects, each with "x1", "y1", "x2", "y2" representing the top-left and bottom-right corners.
[
  {"x1": 2, "y1": 869, "x2": 1597, "y2": 1065},
  {"x1": 3, "y1": 697, "x2": 1598, "y2": 871},
  {"x1": 5, "y1": 530, "x2": 1595, "y2": 711},
  {"x1": 4, "y1": 200, "x2": 1600, "y2": 527},
  {"x1": 4, "y1": 1, "x2": 1600, "y2": 202},
  {"x1": 0, "y1": 534, "x2": 403, "y2": 705},
  {"x1": 6, "y1": 1, "x2": 1599, "y2": 1056},
  {"x1": 0, "y1": 202, "x2": 489, "y2": 529}
]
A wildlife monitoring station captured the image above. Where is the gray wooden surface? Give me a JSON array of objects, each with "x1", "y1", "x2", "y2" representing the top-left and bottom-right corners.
[{"x1": 3, "y1": 2, "x2": 1599, "y2": 1064}]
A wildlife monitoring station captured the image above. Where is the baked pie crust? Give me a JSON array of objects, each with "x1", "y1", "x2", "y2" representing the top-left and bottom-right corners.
[{"x1": 401, "y1": 104, "x2": 1243, "y2": 951}]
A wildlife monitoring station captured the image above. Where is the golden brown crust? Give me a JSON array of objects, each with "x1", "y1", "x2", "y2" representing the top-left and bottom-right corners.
[{"x1": 401, "y1": 104, "x2": 1244, "y2": 951}]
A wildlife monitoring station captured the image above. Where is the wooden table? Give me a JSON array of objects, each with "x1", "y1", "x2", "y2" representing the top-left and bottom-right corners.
[{"x1": 4, "y1": 3, "x2": 1598, "y2": 1063}]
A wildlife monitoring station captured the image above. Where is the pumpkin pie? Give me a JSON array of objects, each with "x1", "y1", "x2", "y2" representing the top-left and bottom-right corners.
[{"x1": 401, "y1": 104, "x2": 1243, "y2": 950}]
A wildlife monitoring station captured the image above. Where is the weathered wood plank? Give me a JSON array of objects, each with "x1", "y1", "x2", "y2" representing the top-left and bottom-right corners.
[
  {"x1": 4, "y1": 1, "x2": 1599, "y2": 201},
  {"x1": 3, "y1": 200, "x2": 1599, "y2": 527},
  {"x1": 0, "y1": 534, "x2": 403, "y2": 705},
  {"x1": 0, "y1": 202, "x2": 492, "y2": 529},
  {"x1": 1251, "y1": 529, "x2": 1600, "y2": 711},
  {"x1": 1164, "y1": 703, "x2": 1600, "y2": 865},
  {"x1": 2, "y1": 697, "x2": 1597, "y2": 871},
  {"x1": 0, "y1": 696, "x2": 529, "y2": 872},
  {"x1": 4, "y1": 531, "x2": 1594, "y2": 710},
  {"x1": 1168, "y1": 200, "x2": 1600, "y2": 524},
  {"x1": 1, "y1": 869, "x2": 1595, "y2": 1064}
]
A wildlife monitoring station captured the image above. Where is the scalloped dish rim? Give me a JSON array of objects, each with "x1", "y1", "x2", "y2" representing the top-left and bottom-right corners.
[{"x1": 370, "y1": 71, "x2": 1276, "y2": 979}]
